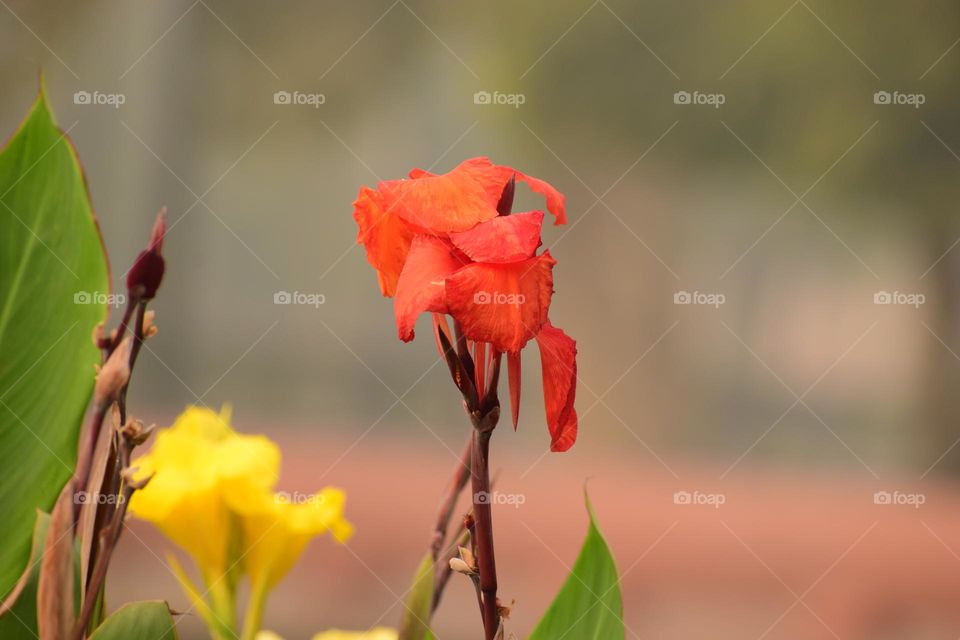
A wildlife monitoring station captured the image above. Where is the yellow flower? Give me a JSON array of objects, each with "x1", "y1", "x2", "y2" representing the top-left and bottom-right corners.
[
  {"x1": 242, "y1": 487, "x2": 354, "y2": 591},
  {"x1": 129, "y1": 405, "x2": 353, "y2": 640},
  {"x1": 129, "y1": 406, "x2": 280, "y2": 579},
  {"x1": 239, "y1": 488, "x2": 354, "y2": 637},
  {"x1": 312, "y1": 630, "x2": 398, "y2": 640}
]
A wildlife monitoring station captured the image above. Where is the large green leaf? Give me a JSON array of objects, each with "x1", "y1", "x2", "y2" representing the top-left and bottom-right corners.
[
  {"x1": 0, "y1": 511, "x2": 49, "y2": 639},
  {"x1": 398, "y1": 552, "x2": 436, "y2": 640},
  {"x1": 528, "y1": 495, "x2": 625, "y2": 640},
  {"x1": 89, "y1": 601, "x2": 178, "y2": 640},
  {"x1": 0, "y1": 85, "x2": 109, "y2": 599}
]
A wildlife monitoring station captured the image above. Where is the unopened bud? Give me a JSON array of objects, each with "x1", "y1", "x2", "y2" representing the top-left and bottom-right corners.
[
  {"x1": 126, "y1": 208, "x2": 166, "y2": 299},
  {"x1": 94, "y1": 337, "x2": 132, "y2": 408},
  {"x1": 141, "y1": 309, "x2": 158, "y2": 339},
  {"x1": 449, "y1": 557, "x2": 474, "y2": 576},
  {"x1": 120, "y1": 419, "x2": 155, "y2": 447},
  {"x1": 497, "y1": 598, "x2": 516, "y2": 620},
  {"x1": 457, "y1": 545, "x2": 476, "y2": 571}
]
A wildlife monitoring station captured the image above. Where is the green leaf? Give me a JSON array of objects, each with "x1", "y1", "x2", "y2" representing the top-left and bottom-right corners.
[
  {"x1": 0, "y1": 511, "x2": 50, "y2": 639},
  {"x1": 529, "y1": 494, "x2": 625, "y2": 640},
  {"x1": 0, "y1": 85, "x2": 109, "y2": 599},
  {"x1": 398, "y1": 552, "x2": 436, "y2": 640},
  {"x1": 89, "y1": 601, "x2": 178, "y2": 640}
]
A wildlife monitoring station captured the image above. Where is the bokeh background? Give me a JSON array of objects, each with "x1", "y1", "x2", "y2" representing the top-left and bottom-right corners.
[{"x1": 3, "y1": 1, "x2": 960, "y2": 638}]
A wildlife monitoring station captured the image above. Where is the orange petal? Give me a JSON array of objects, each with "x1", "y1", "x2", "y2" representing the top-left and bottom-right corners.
[
  {"x1": 394, "y1": 236, "x2": 466, "y2": 341},
  {"x1": 353, "y1": 186, "x2": 416, "y2": 297},
  {"x1": 507, "y1": 351, "x2": 521, "y2": 431},
  {"x1": 444, "y1": 252, "x2": 555, "y2": 353},
  {"x1": 513, "y1": 170, "x2": 566, "y2": 225},
  {"x1": 536, "y1": 322, "x2": 578, "y2": 452},
  {"x1": 380, "y1": 159, "x2": 499, "y2": 234},
  {"x1": 409, "y1": 158, "x2": 567, "y2": 226},
  {"x1": 449, "y1": 211, "x2": 544, "y2": 263}
]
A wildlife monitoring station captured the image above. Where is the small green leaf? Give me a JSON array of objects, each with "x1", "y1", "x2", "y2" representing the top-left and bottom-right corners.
[
  {"x1": 398, "y1": 552, "x2": 436, "y2": 640},
  {"x1": 0, "y1": 85, "x2": 109, "y2": 600},
  {"x1": 529, "y1": 493, "x2": 624, "y2": 640},
  {"x1": 89, "y1": 601, "x2": 178, "y2": 640}
]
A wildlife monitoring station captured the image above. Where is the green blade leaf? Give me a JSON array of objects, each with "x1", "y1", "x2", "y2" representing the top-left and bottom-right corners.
[
  {"x1": 398, "y1": 552, "x2": 436, "y2": 640},
  {"x1": 89, "y1": 601, "x2": 178, "y2": 640},
  {"x1": 0, "y1": 85, "x2": 109, "y2": 599},
  {"x1": 0, "y1": 511, "x2": 50, "y2": 639},
  {"x1": 529, "y1": 494, "x2": 625, "y2": 640}
]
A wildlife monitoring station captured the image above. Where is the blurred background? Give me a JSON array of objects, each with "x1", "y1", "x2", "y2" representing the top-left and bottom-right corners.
[{"x1": 3, "y1": 1, "x2": 960, "y2": 638}]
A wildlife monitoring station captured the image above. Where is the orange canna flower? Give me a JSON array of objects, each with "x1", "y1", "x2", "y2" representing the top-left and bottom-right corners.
[{"x1": 353, "y1": 157, "x2": 577, "y2": 451}]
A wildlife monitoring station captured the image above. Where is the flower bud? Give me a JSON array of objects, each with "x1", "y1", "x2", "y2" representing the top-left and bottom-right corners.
[
  {"x1": 94, "y1": 337, "x2": 132, "y2": 408},
  {"x1": 126, "y1": 208, "x2": 166, "y2": 299}
]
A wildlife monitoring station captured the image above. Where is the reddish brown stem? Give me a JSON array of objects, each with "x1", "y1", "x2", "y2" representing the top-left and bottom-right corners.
[{"x1": 471, "y1": 421, "x2": 499, "y2": 640}]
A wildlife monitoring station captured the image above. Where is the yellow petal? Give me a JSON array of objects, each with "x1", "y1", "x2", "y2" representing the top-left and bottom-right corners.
[{"x1": 241, "y1": 488, "x2": 354, "y2": 591}]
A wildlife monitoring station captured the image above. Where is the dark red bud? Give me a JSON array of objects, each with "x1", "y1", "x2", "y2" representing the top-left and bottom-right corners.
[
  {"x1": 148, "y1": 206, "x2": 166, "y2": 253},
  {"x1": 496, "y1": 174, "x2": 515, "y2": 216},
  {"x1": 126, "y1": 208, "x2": 166, "y2": 299}
]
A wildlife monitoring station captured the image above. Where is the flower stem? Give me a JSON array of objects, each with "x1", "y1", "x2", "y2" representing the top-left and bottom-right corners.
[
  {"x1": 471, "y1": 420, "x2": 499, "y2": 640},
  {"x1": 239, "y1": 579, "x2": 269, "y2": 640}
]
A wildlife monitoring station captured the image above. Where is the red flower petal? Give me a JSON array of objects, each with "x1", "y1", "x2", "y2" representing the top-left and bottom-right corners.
[
  {"x1": 513, "y1": 170, "x2": 567, "y2": 226},
  {"x1": 408, "y1": 157, "x2": 567, "y2": 226},
  {"x1": 444, "y1": 252, "x2": 555, "y2": 353},
  {"x1": 394, "y1": 236, "x2": 466, "y2": 341},
  {"x1": 353, "y1": 186, "x2": 416, "y2": 297},
  {"x1": 449, "y1": 211, "x2": 544, "y2": 263},
  {"x1": 380, "y1": 159, "x2": 500, "y2": 234},
  {"x1": 507, "y1": 351, "x2": 521, "y2": 431},
  {"x1": 536, "y1": 322, "x2": 578, "y2": 452}
]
